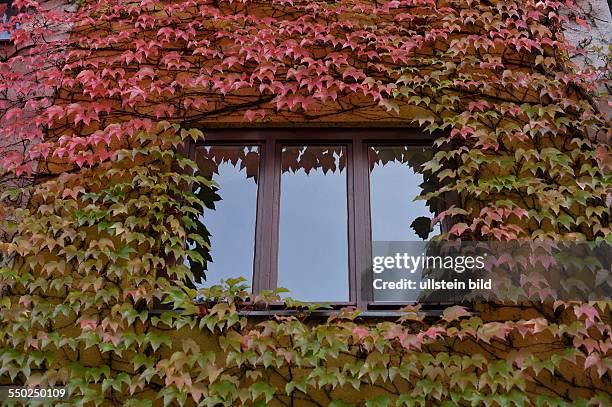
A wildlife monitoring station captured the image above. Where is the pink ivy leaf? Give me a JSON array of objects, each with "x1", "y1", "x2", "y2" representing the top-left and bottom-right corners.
[
  {"x1": 244, "y1": 109, "x2": 266, "y2": 122},
  {"x1": 352, "y1": 326, "x2": 371, "y2": 341},
  {"x1": 79, "y1": 318, "x2": 97, "y2": 331},
  {"x1": 423, "y1": 326, "x2": 446, "y2": 340},
  {"x1": 449, "y1": 222, "x2": 469, "y2": 236},
  {"x1": 442, "y1": 306, "x2": 470, "y2": 323},
  {"x1": 574, "y1": 16, "x2": 591, "y2": 31},
  {"x1": 584, "y1": 353, "x2": 599, "y2": 369},
  {"x1": 574, "y1": 304, "x2": 600, "y2": 326}
]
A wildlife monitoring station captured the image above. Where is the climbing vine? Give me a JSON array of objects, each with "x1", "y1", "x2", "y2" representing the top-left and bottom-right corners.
[{"x1": 0, "y1": 0, "x2": 610, "y2": 405}]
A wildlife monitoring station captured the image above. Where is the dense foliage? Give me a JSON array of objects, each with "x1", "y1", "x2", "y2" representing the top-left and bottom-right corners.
[{"x1": 0, "y1": 0, "x2": 610, "y2": 405}]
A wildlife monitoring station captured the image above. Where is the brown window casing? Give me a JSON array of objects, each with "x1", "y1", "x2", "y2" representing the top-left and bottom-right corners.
[{"x1": 190, "y1": 128, "x2": 449, "y2": 310}]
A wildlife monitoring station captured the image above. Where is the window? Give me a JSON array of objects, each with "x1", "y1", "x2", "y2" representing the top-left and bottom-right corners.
[
  {"x1": 190, "y1": 129, "x2": 444, "y2": 308},
  {"x1": 0, "y1": 0, "x2": 16, "y2": 41}
]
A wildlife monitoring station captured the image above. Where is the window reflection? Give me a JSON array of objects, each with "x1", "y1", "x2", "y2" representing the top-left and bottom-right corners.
[
  {"x1": 195, "y1": 146, "x2": 259, "y2": 289},
  {"x1": 278, "y1": 146, "x2": 349, "y2": 302},
  {"x1": 369, "y1": 146, "x2": 440, "y2": 241}
]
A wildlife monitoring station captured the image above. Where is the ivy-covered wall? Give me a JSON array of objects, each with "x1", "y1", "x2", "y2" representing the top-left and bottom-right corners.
[{"x1": 0, "y1": 0, "x2": 610, "y2": 405}]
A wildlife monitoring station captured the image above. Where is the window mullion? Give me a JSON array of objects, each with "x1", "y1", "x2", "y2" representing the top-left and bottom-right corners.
[
  {"x1": 353, "y1": 137, "x2": 373, "y2": 308},
  {"x1": 253, "y1": 138, "x2": 279, "y2": 293}
]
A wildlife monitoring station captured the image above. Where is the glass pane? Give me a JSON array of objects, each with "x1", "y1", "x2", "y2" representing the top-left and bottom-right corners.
[
  {"x1": 369, "y1": 146, "x2": 440, "y2": 302},
  {"x1": 369, "y1": 146, "x2": 440, "y2": 241},
  {"x1": 194, "y1": 145, "x2": 260, "y2": 289},
  {"x1": 278, "y1": 146, "x2": 349, "y2": 302}
]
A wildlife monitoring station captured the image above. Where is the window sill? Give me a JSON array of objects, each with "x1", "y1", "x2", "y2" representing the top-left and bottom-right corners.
[
  {"x1": 149, "y1": 306, "x2": 476, "y2": 319},
  {"x1": 236, "y1": 309, "x2": 447, "y2": 318}
]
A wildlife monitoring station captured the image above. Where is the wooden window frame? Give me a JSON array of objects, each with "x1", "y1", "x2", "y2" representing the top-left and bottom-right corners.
[{"x1": 190, "y1": 128, "x2": 449, "y2": 310}]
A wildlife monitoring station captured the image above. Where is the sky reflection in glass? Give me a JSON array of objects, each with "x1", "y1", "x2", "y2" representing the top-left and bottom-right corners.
[
  {"x1": 369, "y1": 146, "x2": 440, "y2": 302},
  {"x1": 277, "y1": 146, "x2": 349, "y2": 302},
  {"x1": 197, "y1": 146, "x2": 259, "y2": 289},
  {"x1": 369, "y1": 146, "x2": 440, "y2": 241}
]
